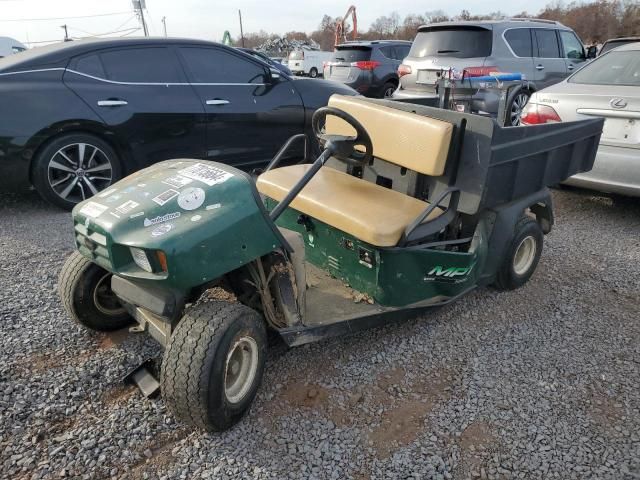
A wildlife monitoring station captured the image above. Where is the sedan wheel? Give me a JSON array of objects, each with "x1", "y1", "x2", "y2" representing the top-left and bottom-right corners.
[
  {"x1": 33, "y1": 133, "x2": 122, "y2": 210},
  {"x1": 509, "y1": 92, "x2": 530, "y2": 126},
  {"x1": 48, "y1": 143, "x2": 113, "y2": 203}
]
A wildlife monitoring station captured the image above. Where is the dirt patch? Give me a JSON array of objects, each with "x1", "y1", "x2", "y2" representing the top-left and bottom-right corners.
[
  {"x1": 98, "y1": 328, "x2": 131, "y2": 350},
  {"x1": 127, "y1": 427, "x2": 190, "y2": 479},
  {"x1": 456, "y1": 421, "x2": 499, "y2": 478},
  {"x1": 102, "y1": 384, "x2": 136, "y2": 406},
  {"x1": 588, "y1": 389, "x2": 625, "y2": 432},
  {"x1": 269, "y1": 382, "x2": 331, "y2": 412},
  {"x1": 367, "y1": 366, "x2": 456, "y2": 458}
]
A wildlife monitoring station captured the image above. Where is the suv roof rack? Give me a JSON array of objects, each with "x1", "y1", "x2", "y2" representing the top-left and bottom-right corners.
[{"x1": 509, "y1": 17, "x2": 563, "y2": 25}]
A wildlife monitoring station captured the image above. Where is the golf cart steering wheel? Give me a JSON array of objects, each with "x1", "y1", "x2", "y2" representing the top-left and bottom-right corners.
[{"x1": 312, "y1": 106, "x2": 373, "y2": 167}]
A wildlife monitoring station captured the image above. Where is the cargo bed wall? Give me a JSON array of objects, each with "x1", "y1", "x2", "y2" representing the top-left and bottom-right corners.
[{"x1": 371, "y1": 99, "x2": 603, "y2": 214}]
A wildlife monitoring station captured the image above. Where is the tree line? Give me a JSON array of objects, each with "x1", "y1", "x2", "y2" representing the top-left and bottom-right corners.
[{"x1": 237, "y1": 0, "x2": 639, "y2": 51}]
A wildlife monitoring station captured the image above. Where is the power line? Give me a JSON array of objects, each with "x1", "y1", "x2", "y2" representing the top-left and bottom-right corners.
[
  {"x1": 0, "y1": 11, "x2": 131, "y2": 22},
  {"x1": 22, "y1": 27, "x2": 141, "y2": 45}
]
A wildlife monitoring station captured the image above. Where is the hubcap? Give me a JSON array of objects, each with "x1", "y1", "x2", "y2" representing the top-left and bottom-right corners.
[
  {"x1": 384, "y1": 86, "x2": 395, "y2": 98},
  {"x1": 224, "y1": 336, "x2": 259, "y2": 404},
  {"x1": 510, "y1": 93, "x2": 529, "y2": 126},
  {"x1": 513, "y1": 236, "x2": 537, "y2": 275},
  {"x1": 47, "y1": 142, "x2": 113, "y2": 203},
  {"x1": 93, "y1": 273, "x2": 127, "y2": 316}
]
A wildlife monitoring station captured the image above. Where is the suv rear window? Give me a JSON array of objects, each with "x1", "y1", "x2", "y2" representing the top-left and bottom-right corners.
[
  {"x1": 331, "y1": 46, "x2": 371, "y2": 62},
  {"x1": 409, "y1": 27, "x2": 492, "y2": 58},
  {"x1": 600, "y1": 39, "x2": 639, "y2": 55}
]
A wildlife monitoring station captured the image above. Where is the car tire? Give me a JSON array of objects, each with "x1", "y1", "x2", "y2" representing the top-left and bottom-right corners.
[
  {"x1": 508, "y1": 90, "x2": 531, "y2": 126},
  {"x1": 382, "y1": 81, "x2": 397, "y2": 99},
  {"x1": 32, "y1": 133, "x2": 122, "y2": 210},
  {"x1": 309, "y1": 67, "x2": 318, "y2": 78},
  {"x1": 58, "y1": 251, "x2": 133, "y2": 332},
  {"x1": 493, "y1": 217, "x2": 544, "y2": 291},
  {"x1": 161, "y1": 301, "x2": 267, "y2": 432}
]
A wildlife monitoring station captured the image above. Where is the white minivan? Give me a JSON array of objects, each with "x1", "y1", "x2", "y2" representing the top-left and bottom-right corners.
[
  {"x1": 0, "y1": 37, "x2": 26, "y2": 58},
  {"x1": 288, "y1": 49, "x2": 333, "y2": 78}
]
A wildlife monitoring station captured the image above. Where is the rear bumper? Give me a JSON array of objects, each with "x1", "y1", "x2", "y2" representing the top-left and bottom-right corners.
[
  {"x1": 563, "y1": 144, "x2": 640, "y2": 197},
  {"x1": 392, "y1": 88, "x2": 500, "y2": 114}
]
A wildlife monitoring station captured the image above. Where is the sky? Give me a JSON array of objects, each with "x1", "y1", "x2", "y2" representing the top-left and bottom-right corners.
[{"x1": 0, "y1": 0, "x2": 551, "y2": 46}]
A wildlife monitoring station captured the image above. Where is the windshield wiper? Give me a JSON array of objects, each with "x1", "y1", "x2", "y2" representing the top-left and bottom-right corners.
[{"x1": 437, "y1": 49, "x2": 460, "y2": 53}]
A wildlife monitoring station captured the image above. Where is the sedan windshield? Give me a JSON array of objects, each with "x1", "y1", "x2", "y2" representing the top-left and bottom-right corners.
[{"x1": 570, "y1": 50, "x2": 640, "y2": 86}]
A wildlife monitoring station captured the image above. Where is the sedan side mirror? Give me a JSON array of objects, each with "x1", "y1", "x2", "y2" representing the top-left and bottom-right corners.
[{"x1": 269, "y1": 68, "x2": 281, "y2": 81}]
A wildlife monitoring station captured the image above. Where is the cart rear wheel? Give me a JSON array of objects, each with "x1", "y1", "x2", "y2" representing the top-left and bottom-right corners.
[
  {"x1": 58, "y1": 251, "x2": 132, "y2": 331},
  {"x1": 494, "y1": 217, "x2": 543, "y2": 290},
  {"x1": 160, "y1": 301, "x2": 267, "y2": 432}
]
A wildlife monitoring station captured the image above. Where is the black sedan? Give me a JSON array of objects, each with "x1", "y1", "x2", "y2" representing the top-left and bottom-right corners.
[{"x1": 0, "y1": 38, "x2": 356, "y2": 209}]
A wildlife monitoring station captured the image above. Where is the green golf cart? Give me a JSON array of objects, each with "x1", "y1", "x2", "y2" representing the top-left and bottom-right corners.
[{"x1": 58, "y1": 95, "x2": 603, "y2": 431}]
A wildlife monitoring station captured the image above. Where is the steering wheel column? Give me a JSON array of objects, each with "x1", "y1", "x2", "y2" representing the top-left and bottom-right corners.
[{"x1": 269, "y1": 106, "x2": 373, "y2": 222}]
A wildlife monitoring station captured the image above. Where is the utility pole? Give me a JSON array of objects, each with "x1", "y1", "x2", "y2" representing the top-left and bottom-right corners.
[
  {"x1": 161, "y1": 16, "x2": 167, "y2": 37},
  {"x1": 60, "y1": 24, "x2": 69, "y2": 42},
  {"x1": 238, "y1": 9, "x2": 245, "y2": 47},
  {"x1": 132, "y1": 0, "x2": 149, "y2": 36}
]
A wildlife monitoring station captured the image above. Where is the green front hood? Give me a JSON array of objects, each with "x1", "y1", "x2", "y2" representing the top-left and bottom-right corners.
[{"x1": 72, "y1": 160, "x2": 283, "y2": 292}]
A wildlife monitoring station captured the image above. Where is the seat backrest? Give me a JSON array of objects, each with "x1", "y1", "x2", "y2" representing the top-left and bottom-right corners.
[{"x1": 326, "y1": 95, "x2": 454, "y2": 177}]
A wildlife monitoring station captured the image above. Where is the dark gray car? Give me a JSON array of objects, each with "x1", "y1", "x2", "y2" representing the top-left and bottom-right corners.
[
  {"x1": 393, "y1": 19, "x2": 587, "y2": 125},
  {"x1": 323, "y1": 40, "x2": 412, "y2": 98}
]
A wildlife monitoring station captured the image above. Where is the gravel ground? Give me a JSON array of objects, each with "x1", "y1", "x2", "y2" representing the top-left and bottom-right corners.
[{"x1": 1, "y1": 187, "x2": 639, "y2": 480}]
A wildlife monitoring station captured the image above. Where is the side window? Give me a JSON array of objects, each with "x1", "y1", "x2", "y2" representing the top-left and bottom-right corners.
[
  {"x1": 179, "y1": 47, "x2": 267, "y2": 84},
  {"x1": 74, "y1": 54, "x2": 106, "y2": 78},
  {"x1": 378, "y1": 46, "x2": 394, "y2": 59},
  {"x1": 99, "y1": 47, "x2": 183, "y2": 83},
  {"x1": 398, "y1": 45, "x2": 411, "y2": 60},
  {"x1": 560, "y1": 31, "x2": 585, "y2": 60},
  {"x1": 534, "y1": 29, "x2": 561, "y2": 58},
  {"x1": 504, "y1": 28, "x2": 532, "y2": 57}
]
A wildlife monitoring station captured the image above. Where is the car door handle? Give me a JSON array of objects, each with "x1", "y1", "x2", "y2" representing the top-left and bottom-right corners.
[
  {"x1": 97, "y1": 99, "x2": 128, "y2": 107},
  {"x1": 567, "y1": 64, "x2": 575, "y2": 71},
  {"x1": 206, "y1": 99, "x2": 230, "y2": 106},
  {"x1": 535, "y1": 65, "x2": 545, "y2": 70}
]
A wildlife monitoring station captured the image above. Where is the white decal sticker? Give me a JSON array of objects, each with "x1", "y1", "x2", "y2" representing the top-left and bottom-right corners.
[
  {"x1": 98, "y1": 188, "x2": 117, "y2": 198},
  {"x1": 151, "y1": 223, "x2": 173, "y2": 237},
  {"x1": 152, "y1": 189, "x2": 179, "y2": 206},
  {"x1": 79, "y1": 201, "x2": 108, "y2": 218},
  {"x1": 178, "y1": 163, "x2": 233, "y2": 186},
  {"x1": 177, "y1": 187, "x2": 206, "y2": 211},
  {"x1": 109, "y1": 212, "x2": 121, "y2": 219},
  {"x1": 162, "y1": 175, "x2": 193, "y2": 189},
  {"x1": 144, "y1": 212, "x2": 181, "y2": 227},
  {"x1": 130, "y1": 211, "x2": 145, "y2": 219},
  {"x1": 205, "y1": 203, "x2": 222, "y2": 210},
  {"x1": 115, "y1": 200, "x2": 139, "y2": 215},
  {"x1": 191, "y1": 215, "x2": 202, "y2": 222}
]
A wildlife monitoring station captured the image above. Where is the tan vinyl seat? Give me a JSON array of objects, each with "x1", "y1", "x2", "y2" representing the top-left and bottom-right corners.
[
  {"x1": 256, "y1": 95, "x2": 453, "y2": 247},
  {"x1": 257, "y1": 164, "x2": 442, "y2": 247}
]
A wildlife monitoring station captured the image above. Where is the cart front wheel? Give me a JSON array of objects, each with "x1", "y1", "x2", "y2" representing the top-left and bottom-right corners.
[
  {"x1": 58, "y1": 251, "x2": 132, "y2": 331},
  {"x1": 494, "y1": 217, "x2": 543, "y2": 290},
  {"x1": 160, "y1": 301, "x2": 267, "y2": 432}
]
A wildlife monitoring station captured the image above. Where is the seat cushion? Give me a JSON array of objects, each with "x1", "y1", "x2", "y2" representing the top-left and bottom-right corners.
[
  {"x1": 257, "y1": 164, "x2": 443, "y2": 247},
  {"x1": 325, "y1": 95, "x2": 454, "y2": 176}
]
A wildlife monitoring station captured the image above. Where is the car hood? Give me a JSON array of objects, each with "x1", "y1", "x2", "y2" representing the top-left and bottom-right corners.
[{"x1": 291, "y1": 77, "x2": 358, "y2": 105}]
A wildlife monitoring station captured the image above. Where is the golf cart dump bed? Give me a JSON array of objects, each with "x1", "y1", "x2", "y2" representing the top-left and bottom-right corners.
[{"x1": 370, "y1": 98, "x2": 603, "y2": 214}]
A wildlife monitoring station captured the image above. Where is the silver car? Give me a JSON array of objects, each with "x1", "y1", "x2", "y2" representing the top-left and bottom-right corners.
[
  {"x1": 393, "y1": 19, "x2": 588, "y2": 126},
  {"x1": 521, "y1": 43, "x2": 640, "y2": 196}
]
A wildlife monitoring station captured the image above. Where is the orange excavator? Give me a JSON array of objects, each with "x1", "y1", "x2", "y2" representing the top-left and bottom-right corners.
[{"x1": 335, "y1": 5, "x2": 357, "y2": 45}]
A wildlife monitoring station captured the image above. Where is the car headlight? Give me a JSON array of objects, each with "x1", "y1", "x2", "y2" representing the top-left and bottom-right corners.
[{"x1": 130, "y1": 247, "x2": 153, "y2": 273}]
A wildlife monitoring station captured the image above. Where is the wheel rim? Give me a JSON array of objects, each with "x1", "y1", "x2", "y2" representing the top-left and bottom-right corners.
[
  {"x1": 513, "y1": 236, "x2": 537, "y2": 275},
  {"x1": 310, "y1": 69, "x2": 317, "y2": 78},
  {"x1": 384, "y1": 86, "x2": 395, "y2": 98},
  {"x1": 93, "y1": 272, "x2": 127, "y2": 316},
  {"x1": 224, "y1": 336, "x2": 259, "y2": 404},
  {"x1": 510, "y1": 93, "x2": 529, "y2": 126},
  {"x1": 47, "y1": 142, "x2": 113, "y2": 203}
]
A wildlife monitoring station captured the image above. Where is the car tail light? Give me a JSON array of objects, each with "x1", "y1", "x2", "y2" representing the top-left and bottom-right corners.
[
  {"x1": 398, "y1": 64, "x2": 412, "y2": 77},
  {"x1": 156, "y1": 251, "x2": 168, "y2": 273},
  {"x1": 520, "y1": 103, "x2": 562, "y2": 125},
  {"x1": 351, "y1": 60, "x2": 381, "y2": 70},
  {"x1": 463, "y1": 66, "x2": 499, "y2": 77}
]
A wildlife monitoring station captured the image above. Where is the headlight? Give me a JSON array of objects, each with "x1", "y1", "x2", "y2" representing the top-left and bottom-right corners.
[{"x1": 130, "y1": 247, "x2": 153, "y2": 273}]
